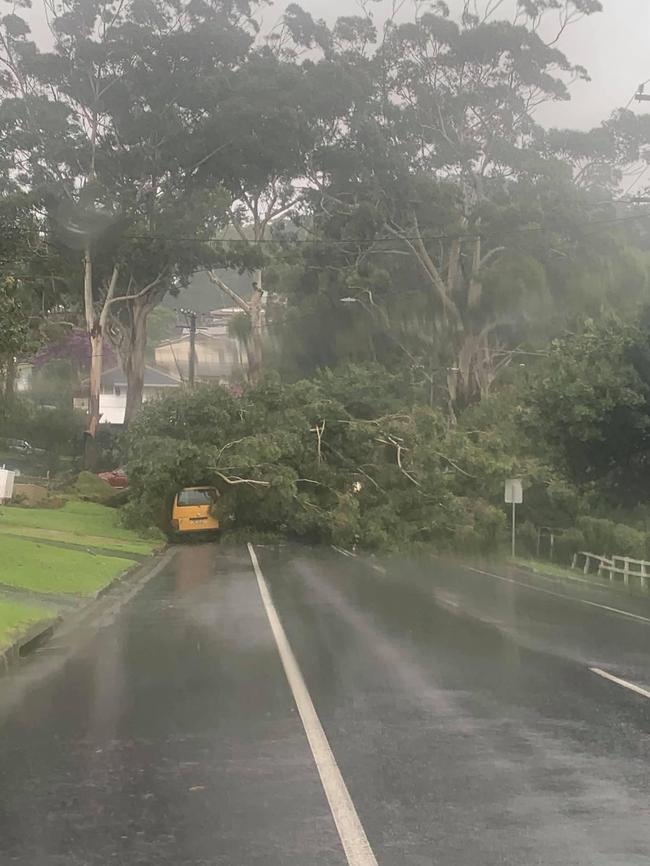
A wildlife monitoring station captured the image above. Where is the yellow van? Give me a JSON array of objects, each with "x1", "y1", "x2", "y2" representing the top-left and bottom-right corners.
[{"x1": 170, "y1": 486, "x2": 220, "y2": 539}]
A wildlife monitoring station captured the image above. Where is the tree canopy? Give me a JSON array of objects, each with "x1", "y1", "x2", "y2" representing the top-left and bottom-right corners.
[{"x1": 5, "y1": 0, "x2": 650, "y2": 559}]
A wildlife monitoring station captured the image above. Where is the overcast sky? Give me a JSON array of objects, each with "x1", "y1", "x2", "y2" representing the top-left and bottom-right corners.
[{"x1": 26, "y1": 0, "x2": 650, "y2": 131}]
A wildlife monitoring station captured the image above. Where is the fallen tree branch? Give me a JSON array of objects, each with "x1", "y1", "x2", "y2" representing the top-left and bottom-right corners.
[
  {"x1": 208, "y1": 271, "x2": 251, "y2": 313},
  {"x1": 355, "y1": 466, "x2": 383, "y2": 492},
  {"x1": 213, "y1": 470, "x2": 270, "y2": 487},
  {"x1": 432, "y1": 452, "x2": 476, "y2": 478},
  {"x1": 311, "y1": 421, "x2": 325, "y2": 464},
  {"x1": 215, "y1": 438, "x2": 249, "y2": 461},
  {"x1": 376, "y1": 435, "x2": 422, "y2": 487}
]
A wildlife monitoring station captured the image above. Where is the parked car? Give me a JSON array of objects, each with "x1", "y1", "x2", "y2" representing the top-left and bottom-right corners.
[
  {"x1": 97, "y1": 467, "x2": 129, "y2": 488},
  {"x1": 169, "y1": 486, "x2": 220, "y2": 540},
  {"x1": 0, "y1": 438, "x2": 43, "y2": 455}
]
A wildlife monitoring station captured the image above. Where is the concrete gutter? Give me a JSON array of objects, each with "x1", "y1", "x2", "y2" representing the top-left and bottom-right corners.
[{"x1": 0, "y1": 616, "x2": 61, "y2": 672}]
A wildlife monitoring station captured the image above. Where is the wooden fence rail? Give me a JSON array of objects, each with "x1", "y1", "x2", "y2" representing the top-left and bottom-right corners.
[{"x1": 572, "y1": 551, "x2": 649, "y2": 591}]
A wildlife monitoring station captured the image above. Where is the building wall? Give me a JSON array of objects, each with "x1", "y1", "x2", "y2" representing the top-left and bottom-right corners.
[
  {"x1": 75, "y1": 386, "x2": 175, "y2": 425},
  {"x1": 155, "y1": 335, "x2": 244, "y2": 382}
]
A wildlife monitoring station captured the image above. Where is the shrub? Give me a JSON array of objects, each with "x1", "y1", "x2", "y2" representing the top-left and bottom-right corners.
[
  {"x1": 73, "y1": 471, "x2": 124, "y2": 506},
  {"x1": 446, "y1": 500, "x2": 506, "y2": 555},
  {"x1": 577, "y1": 516, "x2": 646, "y2": 559},
  {"x1": 554, "y1": 528, "x2": 586, "y2": 564},
  {"x1": 516, "y1": 521, "x2": 539, "y2": 558}
]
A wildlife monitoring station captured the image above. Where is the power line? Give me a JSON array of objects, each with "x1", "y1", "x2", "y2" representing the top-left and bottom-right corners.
[
  {"x1": 112, "y1": 208, "x2": 650, "y2": 247},
  {"x1": 3, "y1": 204, "x2": 650, "y2": 278}
]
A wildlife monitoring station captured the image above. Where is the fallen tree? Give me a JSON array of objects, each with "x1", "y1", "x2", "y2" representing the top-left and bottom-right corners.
[{"x1": 124, "y1": 364, "x2": 523, "y2": 551}]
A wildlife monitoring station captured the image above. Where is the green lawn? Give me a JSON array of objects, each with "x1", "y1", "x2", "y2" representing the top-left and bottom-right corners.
[
  {"x1": 1, "y1": 536, "x2": 134, "y2": 597},
  {"x1": 0, "y1": 501, "x2": 158, "y2": 555},
  {"x1": 0, "y1": 598, "x2": 54, "y2": 650}
]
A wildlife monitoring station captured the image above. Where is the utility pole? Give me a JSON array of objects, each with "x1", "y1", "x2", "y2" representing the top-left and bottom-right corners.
[
  {"x1": 188, "y1": 311, "x2": 197, "y2": 388},
  {"x1": 178, "y1": 308, "x2": 198, "y2": 388}
]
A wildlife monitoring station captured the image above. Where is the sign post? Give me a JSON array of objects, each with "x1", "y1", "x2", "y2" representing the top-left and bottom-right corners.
[{"x1": 504, "y1": 479, "x2": 523, "y2": 558}]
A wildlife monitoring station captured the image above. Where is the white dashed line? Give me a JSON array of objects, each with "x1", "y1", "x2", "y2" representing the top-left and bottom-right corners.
[
  {"x1": 590, "y1": 668, "x2": 650, "y2": 699},
  {"x1": 247, "y1": 543, "x2": 379, "y2": 866},
  {"x1": 589, "y1": 668, "x2": 650, "y2": 698}
]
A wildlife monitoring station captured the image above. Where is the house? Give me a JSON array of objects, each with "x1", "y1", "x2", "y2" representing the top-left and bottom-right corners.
[
  {"x1": 155, "y1": 309, "x2": 247, "y2": 382},
  {"x1": 74, "y1": 365, "x2": 182, "y2": 425}
]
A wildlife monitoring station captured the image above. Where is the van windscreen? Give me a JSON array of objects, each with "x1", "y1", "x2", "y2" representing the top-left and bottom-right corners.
[{"x1": 177, "y1": 489, "x2": 214, "y2": 506}]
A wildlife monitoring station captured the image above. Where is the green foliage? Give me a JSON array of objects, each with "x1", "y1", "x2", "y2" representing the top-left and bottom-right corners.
[
  {"x1": 576, "y1": 517, "x2": 646, "y2": 560},
  {"x1": 554, "y1": 527, "x2": 587, "y2": 564},
  {"x1": 269, "y1": 1, "x2": 644, "y2": 412},
  {"x1": 124, "y1": 365, "x2": 511, "y2": 551},
  {"x1": 30, "y1": 360, "x2": 76, "y2": 409},
  {"x1": 515, "y1": 521, "x2": 539, "y2": 559},
  {"x1": 0, "y1": 395, "x2": 85, "y2": 476},
  {"x1": 523, "y1": 317, "x2": 650, "y2": 507},
  {"x1": 146, "y1": 307, "x2": 178, "y2": 353},
  {"x1": 73, "y1": 471, "x2": 121, "y2": 505},
  {"x1": 228, "y1": 311, "x2": 252, "y2": 344},
  {"x1": 0, "y1": 285, "x2": 30, "y2": 361}
]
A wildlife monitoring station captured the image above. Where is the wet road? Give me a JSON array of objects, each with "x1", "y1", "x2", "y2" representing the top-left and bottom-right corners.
[{"x1": 0, "y1": 544, "x2": 649, "y2": 865}]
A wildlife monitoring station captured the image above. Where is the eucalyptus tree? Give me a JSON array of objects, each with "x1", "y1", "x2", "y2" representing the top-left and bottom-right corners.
[{"x1": 0, "y1": 0, "x2": 258, "y2": 436}]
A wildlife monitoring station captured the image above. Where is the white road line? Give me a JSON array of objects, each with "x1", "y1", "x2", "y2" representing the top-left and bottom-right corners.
[
  {"x1": 590, "y1": 667, "x2": 650, "y2": 699},
  {"x1": 466, "y1": 566, "x2": 650, "y2": 625},
  {"x1": 247, "y1": 543, "x2": 378, "y2": 866}
]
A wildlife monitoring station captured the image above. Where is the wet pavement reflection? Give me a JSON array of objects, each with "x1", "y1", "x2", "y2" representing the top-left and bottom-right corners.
[
  {"x1": 0, "y1": 542, "x2": 648, "y2": 866},
  {"x1": 0, "y1": 545, "x2": 344, "y2": 866}
]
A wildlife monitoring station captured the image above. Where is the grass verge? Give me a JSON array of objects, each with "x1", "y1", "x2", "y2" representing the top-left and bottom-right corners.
[
  {"x1": 0, "y1": 501, "x2": 159, "y2": 555},
  {"x1": 513, "y1": 557, "x2": 581, "y2": 581},
  {"x1": 0, "y1": 598, "x2": 53, "y2": 651},
  {"x1": 2, "y1": 536, "x2": 134, "y2": 597}
]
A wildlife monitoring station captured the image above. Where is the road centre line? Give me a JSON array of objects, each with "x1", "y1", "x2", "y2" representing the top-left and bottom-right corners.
[
  {"x1": 465, "y1": 566, "x2": 650, "y2": 625},
  {"x1": 247, "y1": 543, "x2": 379, "y2": 866},
  {"x1": 590, "y1": 667, "x2": 650, "y2": 699}
]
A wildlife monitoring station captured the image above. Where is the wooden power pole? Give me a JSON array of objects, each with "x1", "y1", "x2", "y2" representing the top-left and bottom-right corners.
[
  {"x1": 178, "y1": 308, "x2": 198, "y2": 387},
  {"x1": 188, "y1": 311, "x2": 197, "y2": 388}
]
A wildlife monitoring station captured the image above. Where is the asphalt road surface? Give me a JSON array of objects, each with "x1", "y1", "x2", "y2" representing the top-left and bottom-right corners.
[{"x1": 0, "y1": 544, "x2": 649, "y2": 865}]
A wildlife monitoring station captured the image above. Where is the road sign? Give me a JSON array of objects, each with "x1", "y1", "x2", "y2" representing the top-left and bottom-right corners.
[
  {"x1": 504, "y1": 478, "x2": 523, "y2": 504},
  {"x1": 505, "y1": 479, "x2": 523, "y2": 558}
]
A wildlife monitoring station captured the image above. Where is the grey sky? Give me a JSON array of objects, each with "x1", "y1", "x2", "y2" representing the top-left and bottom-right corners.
[{"x1": 26, "y1": 0, "x2": 650, "y2": 131}]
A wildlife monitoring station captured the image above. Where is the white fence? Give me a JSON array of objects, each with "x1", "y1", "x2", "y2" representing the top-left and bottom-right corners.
[{"x1": 572, "y1": 551, "x2": 649, "y2": 591}]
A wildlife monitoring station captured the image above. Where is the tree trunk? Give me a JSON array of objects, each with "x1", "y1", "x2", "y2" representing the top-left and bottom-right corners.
[
  {"x1": 83, "y1": 246, "x2": 103, "y2": 435},
  {"x1": 83, "y1": 326, "x2": 104, "y2": 470},
  {"x1": 121, "y1": 297, "x2": 150, "y2": 427},
  {"x1": 248, "y1": 269, "x2": 264, "y2": 383},
  {"x1": 468, "y1": 234, "x2": 482, "y2": 309},
  {"x1": 447, "y1": 237, "x2": 461, "y2": 297},
  {"x1": 88, "y1": 329, "x2": 104, "y2": 437},
  {"x1": 3, "y1": 357, "x2": 16, "y2": 398}
]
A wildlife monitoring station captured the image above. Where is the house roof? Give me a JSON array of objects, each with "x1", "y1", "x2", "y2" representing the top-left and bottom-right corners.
[
  {"x1": 155, "y1": 331, "x2": 231, "y2": 349},
  {"x1": 101, "y1": 365, "x2": 182, "y2": 388}
]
